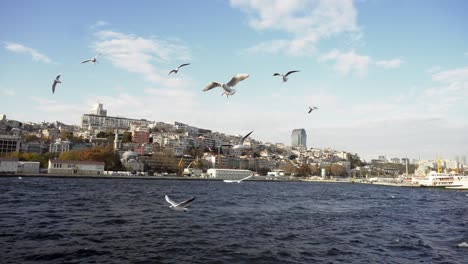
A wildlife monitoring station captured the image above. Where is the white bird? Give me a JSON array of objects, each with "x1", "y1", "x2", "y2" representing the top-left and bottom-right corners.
[
  {"x1": 81, "y1": 51, "x2": 104, "y2": 65},
  {"x1": 223, "y1": 175, "x2": 253, "y2": 183},
  {"x1": 308, "y1": 106, "x2": 318, "y2": 113},
  {"x1": 273, "y1": 70, "x2": 300, "y2": 82},
  {"x1": 52, "y1": 75, "x2": 61, "y2": 94},
  {"x1": 224, "y1": 131, "x2": 254, "y2": 150},
  {"x1": 18, "y1": 176, "x2": 22, "y2": 180},
  {"x1": 202, "y1": 74, "x2": 249, "y2": 98},
  {"x1": 165, "y1": 195, "x2": 195, "y2": 212},
  {"x1": 168, "y1": 63, "x2": 190, "y2": 75}
]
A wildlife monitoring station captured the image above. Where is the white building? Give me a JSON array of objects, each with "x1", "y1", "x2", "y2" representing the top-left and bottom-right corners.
[
  {"x1": 206, "y1": 168, "x2": 252, "y2": 180},
  {"x1": 0, "y1": 157, "x2": 18, "y2": 173},
  {"x1": 49, "y1": 138, "x2": 71, "y2": 153},
  {"x1": 18, "y1": 161, "x2": 40, "y2": 174},
  {"x1": 81, "y1": 103, "x2": 152, "y2": 130},
  {"x1": 48, "y1": 159, "x2": 105, "y2": 175}
]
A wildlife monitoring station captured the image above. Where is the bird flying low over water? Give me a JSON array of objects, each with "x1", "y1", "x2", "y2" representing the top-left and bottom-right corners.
[
  {"x1": 165, "y1": 195, "x2": 195, "y2": 212},
  {"x1": 202, "y1": 74, "x2": 249, "y2": 98},
  {"x1": 308, "y1": 106, "x2": 318, "y2": 113},
  {"x1": 52, "y1": 75, "x2": 61, "y2": 94},
  {"x1": 223, "y1": 175, "x2": 253, "y2": 183},
  {"x1": 81, "y1": 51, "x2": 104, "y2": 65},
  {"x1": 168, "y1": 63, "x2": 190, "y2": 75},
  {"x1": 273, "y1": 70, "x2": 300, "y2": 82}
]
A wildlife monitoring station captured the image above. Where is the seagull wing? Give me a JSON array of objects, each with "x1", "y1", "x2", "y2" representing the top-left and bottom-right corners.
[
  {"x1": 226, "y1": 74, "x2": 249, "y2": 87},
  {"x1": 52, "y1": 82, "x2": 57, "y2": 94},
  {"x1": 168, "y1": 69, "x2": 177, "y2": 75},
  {"x1": 176, "y1": 197, "x2": 195, "y2": 208},
  {"x1": 285, "y1": 70, "x2": 300, "y2": 77},
  {"x1": 202, "y1": 82, "x2": 222, "y2": 92},
  {"x1": 81, "y1": 59, "x2": 92, "y2": 64},
  {"x1": 239, "y1": 130, "x2": 254, "y2": 144},
  {"x1": 56, "y1": 75, "x2": 61, "y2": 81},
  {"x1": 178, "y1": 63, "x2": 190, "y2": 69},
  {"x1": 308, "y1": 108, "x2": 313, "y2": 113},
  {"x1": 240, "y1": 175, "x2": 253, "y2": 181},
  {"x1": 165, "y1": 195, "x2": 178, "y2": 206},
  {"x1": 273, "y1": 73, "x2": 281, "y2": 76},
  {"x1": 95, "y1": 51, "x2": 104, "y2": 57}
]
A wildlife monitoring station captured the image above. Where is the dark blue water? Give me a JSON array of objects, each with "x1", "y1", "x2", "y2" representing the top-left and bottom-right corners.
[{"x1": 1, "y1": 177, "x2": 467, "y2": 263}]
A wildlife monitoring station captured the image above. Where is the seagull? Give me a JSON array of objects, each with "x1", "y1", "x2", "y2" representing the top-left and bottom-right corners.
[
  {"x1": 273, "y1": 70, "x2": 300, "y2": 82},
  {"x1": 168, "y1": 63, "x2": 190, "y2": 75},
  {"x1": 224, "y1": 131, "x2": 254, "y2": 149},
  {"x1": 165, "y1": 195, "x2": 195, "y2": 212},
  {"x1": 223, "y1": 175, "x2": 253, "y2": 183},
  {"x1": 52, "y1": 75, "x2": 61, "y2": 94},
  {"x1": 202, "y1": 74, "x2": 249, "y2": 98},
  {"x1": 308, "y1": 106, "x2": 318, "y2": 113},
  {"x1": 81, "y1": 51, "x2": 104, "y2": 65},
  {"x1": 18, "y1": 176, "x2": 22, "y2": 180}
]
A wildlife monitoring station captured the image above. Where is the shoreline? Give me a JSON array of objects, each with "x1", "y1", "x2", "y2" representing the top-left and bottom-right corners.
[{"x1": 2, "y1": 174, "x2": 462, "y2": 189}]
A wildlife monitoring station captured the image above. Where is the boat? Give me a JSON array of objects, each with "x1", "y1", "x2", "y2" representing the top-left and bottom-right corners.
[
  {"x1": 417, "y1": 171, "x2": 459, "y2": 187},
  {"x1": 446, "y1": 175, "x2": 468, "y2": 190}
]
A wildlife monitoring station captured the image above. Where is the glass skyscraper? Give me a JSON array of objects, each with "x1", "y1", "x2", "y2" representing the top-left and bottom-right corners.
[{"x1": 291, "y1": 129, "x2": 307, "y2": 148}]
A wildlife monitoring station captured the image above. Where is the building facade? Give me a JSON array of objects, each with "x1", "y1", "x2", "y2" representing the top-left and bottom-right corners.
[
  {"x1": 291, "y1": 129, "x2": 307, "y2": 148},
  {"x1": 48, "y1": 159, "x2": 105, "y2": 175},
  {"x1": 81, "y1": 103, "x2": 152, "y2": 130},
  {"x1": 0, "y1": 157, "x2": 18, "y2": 173},
  {"x1": 0, "y1": 135, "x2": 21, "y2": 156}
]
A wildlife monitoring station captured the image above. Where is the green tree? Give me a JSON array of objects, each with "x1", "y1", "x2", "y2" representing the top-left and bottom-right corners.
[
  {"x1": 122, "y1": 132, "x2": 132, "y2": 143},
  {"x1": 257, "y1": 167, "x2": 269, "y2": 176}
]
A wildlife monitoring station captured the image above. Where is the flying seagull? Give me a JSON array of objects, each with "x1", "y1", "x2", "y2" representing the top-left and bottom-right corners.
[
  {"x1": 168, "y1": 63, "x2": 190, "y2": 75},
  {"x1": 81, "y1": 51, "x2": 104, "y2": 65},
  {"x1": 223, "y1": 175, "x2": 253, "y2": 183},
  {"x1": 165, "y1": 195, "x2": 195, "y2": 212},
  {"x1": 224, "y1": 131, "x2": 254, "y2": 150},
  {"x1": 308, "y1": 106, "x2": 318, "y2": 113},
  {"x1": 202, "y1": 74, "x2": 249, "y2": 97},
  {"x1": 273, "y1": 70, "x2": 300, "y2": 82},
  {"x1": 52, "y1": 75, "x2": 61, "y2": 94}
]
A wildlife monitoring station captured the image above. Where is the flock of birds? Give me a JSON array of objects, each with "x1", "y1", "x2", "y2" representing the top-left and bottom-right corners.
[
  {"x1": 51, "y1": 52, "x2": 318, "y2": 113},
  {"x1": 49, "y1": 51, "x2": 321, "y2": 211}
]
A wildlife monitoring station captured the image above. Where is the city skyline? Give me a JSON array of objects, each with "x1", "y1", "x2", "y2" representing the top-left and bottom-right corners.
[{"x1": 1, "y1": 1, "x2": 467, "y2": 161}]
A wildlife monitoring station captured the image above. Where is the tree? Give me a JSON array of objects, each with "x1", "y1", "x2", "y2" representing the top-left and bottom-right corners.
[
  {"x1": 23, "y1": 134, "x2": 40, "y2": 142},
  {"x1": 257, "y1": 167, "x2": 269, "y2": 176},
  {"x1": 122, "y1": 132, "x2": 132, "y2": 143},
  {"x1": 330, "y1": 164, "x2": 347, "y2": 177},
  {"x1": 349, "y1": 154, "x2": 365, "y2": 169},
  {"x1": 58, "y1": 146, "x2": 124, "y2": 170},
  {"x1": 310, "y1": 164, "x2": 320, "y2": 175},
  {"x1": 296, "y1": 164, "x2": 312, "y2": 177}
]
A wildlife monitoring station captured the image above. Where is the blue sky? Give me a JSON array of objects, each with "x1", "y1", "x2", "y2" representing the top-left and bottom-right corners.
[{"x1": 1, "y1": 0, "x2": 467, "y2": 161}]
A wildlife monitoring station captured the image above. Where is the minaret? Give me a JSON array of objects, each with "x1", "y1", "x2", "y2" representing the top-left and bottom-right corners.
[{"x1": 114, "y1": 129, "x2": 121, "y2": 151}]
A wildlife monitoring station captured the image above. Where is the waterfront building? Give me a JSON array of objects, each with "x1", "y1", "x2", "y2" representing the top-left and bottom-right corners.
[
  {"x1": 18, "y1": 161, "x2": 40, "y2": 174},
  {"x1": 291, "y1": 129, "x2": 307, "y2": 148},
  {"x1": 206, "y1": 168, "x2": 252, "y2": 180},
  {"x1": 20, "y1": 141, "x2": 49, "y2": 154},
  {"x1": 0, "y1": 157, "x2": 18, "y2": 173},
  {"x1": 48, "y1": 159, "x2": 105, "y2": 175},
  {"x1": 0, "y1": 134, "x2": 21, "y2": 156}
]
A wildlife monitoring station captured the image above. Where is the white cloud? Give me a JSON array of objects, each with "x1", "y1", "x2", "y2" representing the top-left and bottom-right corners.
[
  {"x1": 4, "y1": 42, "x2": 53, "y2": 63},
  {"x1": 93, "y1": 30, "x2": 191, "y2": 88},
  {"x1": 230, "y1": 0, "x2": 360, "y2": 55},
  {"x1": 91, "y1": 20, "x2": 109, "y2": 29},
  {"x1": 319, "y1": 49, "x2": 371, "y2": 76},
  {"x1": 375, "y1": 58, "x2": 404, "y2": 69},
  {"x1": 1, "y1": 89, "x2": 15, "y2": 96}
]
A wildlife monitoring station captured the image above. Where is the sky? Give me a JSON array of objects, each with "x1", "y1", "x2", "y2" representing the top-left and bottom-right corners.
[{"x1": 0, "y1": 0, "x2": 467, "y2": 161}]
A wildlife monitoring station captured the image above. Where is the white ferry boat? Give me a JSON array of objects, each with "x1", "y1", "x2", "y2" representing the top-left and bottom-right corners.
[
  {"x1": 446, "y1": 175, "x2": 468, "y2": 190},
  {"x1": 417, "y1": 171, "x2": 457, "y2": 187}
]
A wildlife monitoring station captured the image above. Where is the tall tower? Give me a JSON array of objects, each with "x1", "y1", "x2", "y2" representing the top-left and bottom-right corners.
[
  {"x1": 291, "y1": 129, "x2": 307, "y2": 148},
  {"x1": 113, "y1": 129, "x2": 121, "y2": 151}
]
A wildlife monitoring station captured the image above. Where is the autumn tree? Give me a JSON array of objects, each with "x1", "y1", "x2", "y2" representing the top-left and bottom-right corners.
[
  {"x1": 296, "y1": 164, "x2": 311, "y2": 177},
  {"x1": 330, "y1": 164, "x2": 347, "y2": 177}
]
